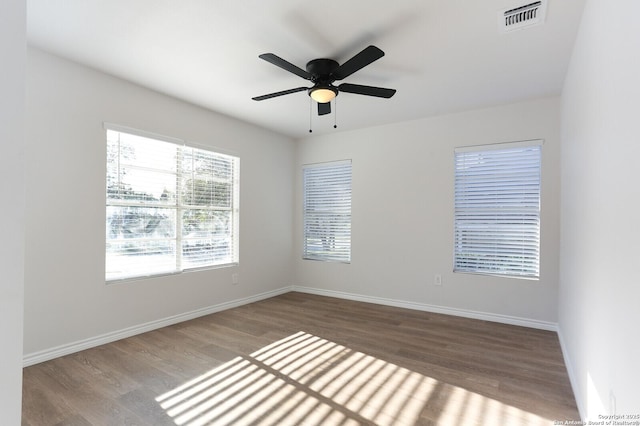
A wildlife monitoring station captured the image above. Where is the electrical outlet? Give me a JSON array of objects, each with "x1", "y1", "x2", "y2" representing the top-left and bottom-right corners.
[
  {"x1": 434, "y1": 274, "x2": 442, "y2": 286},
  {"x1": 232, "y1": 273, "x2": 239, "y2": 285}
]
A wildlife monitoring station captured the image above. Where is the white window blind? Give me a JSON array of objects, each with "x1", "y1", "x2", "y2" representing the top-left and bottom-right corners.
[
  {"x1": 454, "y1": 141, "x2": 541, "y2": 278},
  {"x1": 106, "y1": 127, "x2": 239, "y2": 281},
  {"x1": 303, "y1": 160, "x2": 352, "y2": 262}
]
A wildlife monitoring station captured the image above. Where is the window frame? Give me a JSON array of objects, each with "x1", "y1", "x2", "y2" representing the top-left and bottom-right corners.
[
  {"x1": 105, "y1": 123, "x2": 239, "y2": 282},
  {"x1": 302, "y1": 160, "x2": 352, "y2": 263},
  {"x1": 453, "y1": 140, "x2": 542, "y2": 279}
]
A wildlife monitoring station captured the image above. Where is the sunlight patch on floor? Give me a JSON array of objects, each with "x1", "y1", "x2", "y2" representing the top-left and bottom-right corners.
[{"x1": 156, "y1": 331, "x2": 554, "y2": 425}]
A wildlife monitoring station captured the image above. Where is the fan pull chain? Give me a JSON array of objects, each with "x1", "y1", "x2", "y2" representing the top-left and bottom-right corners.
[
  {"x1": 309, "y1": 98, "x2": 313, "y2": 133},
  {"x1": 334, "y1": 98, "x2": 338, "y2": 129}
]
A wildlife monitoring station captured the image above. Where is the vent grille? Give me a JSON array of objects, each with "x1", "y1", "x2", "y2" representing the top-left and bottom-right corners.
[{"x1": 499, "y1": 1, "x2": 547, "y2": 33}]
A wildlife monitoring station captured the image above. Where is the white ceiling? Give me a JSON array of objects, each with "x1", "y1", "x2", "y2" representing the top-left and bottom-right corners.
[{"x1": 27, "y1": 0, "x2": 586, "y2": 139}]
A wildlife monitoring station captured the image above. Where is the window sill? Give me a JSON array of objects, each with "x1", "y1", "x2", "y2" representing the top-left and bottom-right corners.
[{"x1": 105, "y1": 262, "x2": 239, "y2": 285}]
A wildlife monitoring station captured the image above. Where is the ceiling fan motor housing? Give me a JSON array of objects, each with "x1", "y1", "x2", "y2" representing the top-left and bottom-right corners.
[
  {"x1": 306, "y1": 59, "x2": 339, "y2": 81},
  {"x1": 306, "y1": 59, "x2": 339, "y2": 98}
]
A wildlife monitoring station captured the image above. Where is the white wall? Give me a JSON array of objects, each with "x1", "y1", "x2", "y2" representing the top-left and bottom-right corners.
[
  {"x1": 0, "y1": 0, "x2": 26, "y2": 422},
  {"x1": 559, "y1": 0, "x2": 640, "y2": 419},
  {"x1": 295, "y1": 97, "x2": 561, "y2": 326},
  {"x1": 24, "y1": 48, "x2": 294, "y2": 357}
]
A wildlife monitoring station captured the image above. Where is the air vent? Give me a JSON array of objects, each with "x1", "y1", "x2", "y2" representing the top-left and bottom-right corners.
[{"x1": 499, "y1": 1, "x2": 547, "y2": 33}]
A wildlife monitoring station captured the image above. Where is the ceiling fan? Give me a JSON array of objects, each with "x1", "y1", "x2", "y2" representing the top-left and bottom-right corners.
[{"x1": 252, "y1": 45, "x2": 396, "y2": 116}]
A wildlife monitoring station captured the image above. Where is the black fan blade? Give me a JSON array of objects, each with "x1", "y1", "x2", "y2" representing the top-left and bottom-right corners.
[
  {"x1": 258, "y1": 53, "x2": 312, "y2": 80},
  {"x1": 318, "y1": 102, "x2": 331, "y2": 116},
  {"x1": 332, "y1": 45, "x2": 385, "y2": 80},
  {"x1": 338, "y1": 83, "x2": 396, "y2": 98},
  {"x1": 252, "y1": 86, "x2": 308, "y2": 101}
]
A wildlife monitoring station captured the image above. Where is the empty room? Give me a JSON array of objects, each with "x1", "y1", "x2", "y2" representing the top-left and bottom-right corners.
[{"x1": 2, "y1": 0, "x2": 639, "y2": 424}]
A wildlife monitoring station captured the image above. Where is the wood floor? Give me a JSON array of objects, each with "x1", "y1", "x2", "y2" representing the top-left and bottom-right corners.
[{"x1": 22, "y1": 292, "x2": 579, "y2": 425}]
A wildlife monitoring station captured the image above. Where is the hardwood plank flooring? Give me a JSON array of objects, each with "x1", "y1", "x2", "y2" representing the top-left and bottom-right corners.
[{"x1": 22, "y1": 292, "x2": 579, "y2": 425}]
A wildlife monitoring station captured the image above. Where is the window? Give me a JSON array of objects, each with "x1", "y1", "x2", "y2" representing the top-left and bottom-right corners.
[
  {"x1": 106, "y1": 126, "x2": 239, "y2": 281},
  {"x1": 303, "y1": 160, "x2": 352, "y2": 262},
  {"x1": 454, "y1": 141, "x2": 541, "y2": 278}
]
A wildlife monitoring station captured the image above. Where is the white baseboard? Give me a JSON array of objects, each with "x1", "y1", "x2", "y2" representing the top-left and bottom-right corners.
[
  {"x1": 24, "y1": 285, "x2": 559, "y2": 367},
  {"x1": 557, "y1": 325, "x2": 585, "y2": 420},
  {"x1": 292, "y1": 285, "x2": 558, "y2": 332},
  {"x1": 23, "y1": 286, "x2": 293, "y2": 367}
]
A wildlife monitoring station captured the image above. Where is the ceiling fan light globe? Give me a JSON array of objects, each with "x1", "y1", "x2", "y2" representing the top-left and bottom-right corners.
[{"x1": 310, "y1": 88, "x2": 337, "y2": 103}]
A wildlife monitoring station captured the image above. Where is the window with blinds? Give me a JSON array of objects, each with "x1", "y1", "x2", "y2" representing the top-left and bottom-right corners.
[
  {"x1": 454, "y1": 141, "x2": 541, "y2": 279},
  {"x1": 303, "y1": 160, "x2": 352, "y2": 262},
  {"x1": 106, "y1": 126, "x2": 239, "y2": 281}
]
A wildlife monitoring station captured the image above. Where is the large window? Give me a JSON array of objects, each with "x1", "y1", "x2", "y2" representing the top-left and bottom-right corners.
[
  {"x1": 106, "y1": 126, "x2": 239, "y2": 281},
  {"x1": 303, "y1": 160, "x2": 352, "y2": 262},
  {"x1": 454, "y1": 141, "x2": 541, "y2": 278}
]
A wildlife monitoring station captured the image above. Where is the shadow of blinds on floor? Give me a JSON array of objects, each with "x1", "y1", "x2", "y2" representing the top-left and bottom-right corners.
[{"x1": 156, "y1": 331, "x2": 552, "y2": 425}]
